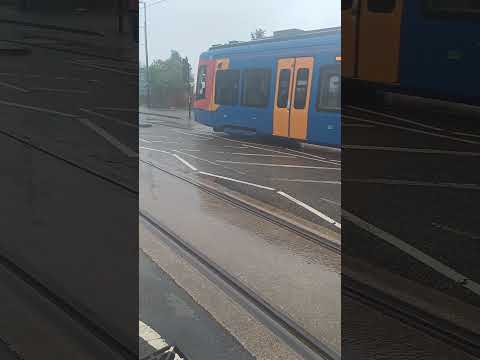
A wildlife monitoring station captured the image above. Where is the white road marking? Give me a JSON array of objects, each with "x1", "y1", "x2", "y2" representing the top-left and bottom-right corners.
[
  {"x1": 173, "y1": 151, "x2": 246, "y2": 175},
  {"x1": 222, "y1": 145, "x2": 249, "y2": 149},
  {"x1": 139, "y1": 146, "x2": 171, "y2": 155},
  {"x1": 343, "y1": 144, "x2": 480, "y2": 156},
  {"x1": 206, "y1": 133, "x2": 340, "y2": 164},
  {"x1": 245, "y1": 143, "x2": 340, "y2": 165},
  {"x1": 453, "y1": 131, "x2": 480, "y2": 139},
  {"x1": 0, "y1": 80, "x2": 29, "y2": 93},
  {"x1": 285, "y1": 148, "x2": 341, "y2": 163},
  {"x1": 231, "y1": 153, "x2": 296, "y2": 158},
  {"x1": 277, "y1": 191, "x2": 341, "y2": 229},
  {"x1": 191, "y1": 130, "x2": 341, "y2": 164},
  {"x1": 343, "y1": 115, "x2": 480, "y2": 145},
  {"x1": 174, "y1": 130, "x2": 212, "y2": 140},
  {"x1": 346, "y1": 105, "x2": 445, "y2": 131},
  {"x1": 176, "y1": 148, "x2": 201, "y2": 152},
  {"x1": 0, "y1": 73, "x2": 39, "y2": 78},
  {"x1": 342, "y1": 123, "x2": 375, "y2": 128},
  {"x1": 272, "y1": 178, "x2": 341, "y2": 185},
  {"x1": 432, "y1": 222, "x2": 480, "y2": 240},
  {"x1": 0, "y1": 99, "x2": 77, "y2": 117},
  {"x1": 96, "y1": 107, "x2": 137, "y2": 112},
  {"x1": 172, "y1": 154, "x2": 198, "y2": 171},
  {"x1": 142, "y1": 135, "x2": 169, "y2": 139},
  {"x1": 318, "y1": 197, "x2": 341, "y2": 206},
  {"x1": 344, "y1": 178, "x2": 480, "y2": 190},
  {"x1": 79, "y1": 108, "x2": 138, "y2": 128},
  {"x1": 70, "y1": 61, "x2": 136, "y2": 76},
  {"x1": 78, "y1": 118, "x2": 138, "y2": 158},
  {"x1": 244, "y1": 143, "x2": 334, "y2": 163},
  {"x1": 139, "y1": 320, "x2": 168, "y2": 350},
  {"x1": 31, "y1": 87, "x2": 88, "y2": 94},
  {"x1": 140, "y1": 138, "x2": 151, "y2": 143},
  {"x1": 216, "y1": 160, "x2": 340, "y2": 170},
  {"x1": 198, "y1": 171, "x2": 275, "y2": 191},
  {"x1": 343, "y1": 210, "x2": 480, "y2": 297}
]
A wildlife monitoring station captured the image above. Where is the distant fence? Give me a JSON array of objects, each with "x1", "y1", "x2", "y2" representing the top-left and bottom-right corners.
[{"x1": 141, "y1": 89, "x2": 190, "y2": 109}]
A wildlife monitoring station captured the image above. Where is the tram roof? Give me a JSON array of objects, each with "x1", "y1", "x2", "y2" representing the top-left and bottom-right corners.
[{"x1": 208, "y1": 27, "x2": 340, "y2": 51}]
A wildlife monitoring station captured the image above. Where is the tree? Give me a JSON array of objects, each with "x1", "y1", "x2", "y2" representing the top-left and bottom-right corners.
[
  {"x1": 140, "y1": 50, "x2": 193, "y2": 107},
  {"x1": 250, "y1": 28, "x2": 267, "y2": 40}
]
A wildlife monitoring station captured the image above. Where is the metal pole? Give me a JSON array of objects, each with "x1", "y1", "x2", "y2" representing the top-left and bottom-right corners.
[
  {"x1": 143, "y1": 2, "x2": 151, "y2": 108},
  {"x1": 117, "y1": 0, "x2": 124, "y2": 33}
]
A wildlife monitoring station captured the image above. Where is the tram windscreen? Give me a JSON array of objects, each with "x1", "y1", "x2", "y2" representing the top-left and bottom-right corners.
[{"x1": 196, "y1": 65, "x2": 207, "y2": 99}]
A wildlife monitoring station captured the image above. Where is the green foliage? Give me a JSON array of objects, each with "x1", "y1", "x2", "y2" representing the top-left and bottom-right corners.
[
  {"x1": 140, "y1": 50, "x2": 193, "y2": 107},
  {"x1": 251, "y1": 28, "x2": 267, "y2": 40}
]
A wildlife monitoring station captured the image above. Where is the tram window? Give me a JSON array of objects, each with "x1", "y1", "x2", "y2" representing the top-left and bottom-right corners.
[
  {"x1": 241, "y1": 69, "x2": 271, "y2": 107},
  {"x1": 215, "y1": 69, "x2": 240, "y2": 106},
  {"x1": 342, "y1": 0, "x2": 353, "y2": 10},
  {"x1": 276, "y1": 69, "x2": 291, "y2": 108},
  {"x1": 368, "y1": 0, "x2": 396, "y2": 13},
  {"x1": 196, "y1": 65, "x2": 207, "y2": 100},
  {"x1": 423, "y1": 0, "x2": 480, "y2": 16},
  {"x1": 317, "y1": 65, "x2": 341, "y2": 111},
  {"x1": 293, "y1": 68, "x2": 309, "y2": 109}
]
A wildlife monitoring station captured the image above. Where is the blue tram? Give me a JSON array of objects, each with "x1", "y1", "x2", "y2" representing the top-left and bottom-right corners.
[
  {"x1": 342, "y1": 0, "x2": 480, "y2": 104},
  {"x1": 193, "y1": 28, "x2": 341, "y2": 147}
]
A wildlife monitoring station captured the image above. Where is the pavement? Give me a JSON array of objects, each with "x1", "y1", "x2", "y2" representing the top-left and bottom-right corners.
[
  {"x1": 139, "y1": 249, "x2": 254, "y2": 360},
  {"x1": 342, "y1": 101, "x2": 480, "y2": 336},
  {"x1": 139, "y1": 111, "x2": 341, "y2": 235}
]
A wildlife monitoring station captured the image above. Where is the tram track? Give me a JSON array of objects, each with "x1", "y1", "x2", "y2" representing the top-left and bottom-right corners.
[
  {"x1": 2, "y1": 118, "x2": 478, "y2": 359},
  {"x1": 140, "y1": 158, "x2": 341, "y2": 254},
  {"x1": 141, "y1": 158, "x2": 480, "y2": 358},
  {"x1": 343, "y1": 276, "x2": 480, "y2": 358},
  {"x1": 0, "y1": 128, "x2": 138, "y2": 359},
  {"x1": 139, "y1": 209, "x2": 340, "y2": 360}
]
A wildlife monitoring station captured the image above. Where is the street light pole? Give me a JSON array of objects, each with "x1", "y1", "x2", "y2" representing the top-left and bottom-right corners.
[{"x1": 142, "y1": 2, "x2": 151, "y2": 108}]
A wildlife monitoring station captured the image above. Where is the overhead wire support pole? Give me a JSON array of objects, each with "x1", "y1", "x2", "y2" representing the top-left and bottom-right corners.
[
  {"x1": 140, "y1": 0, "x2": 167, "y2": 108},
  {"x1": 142, "y1": 1, "x2": 151, "y2": 108}
]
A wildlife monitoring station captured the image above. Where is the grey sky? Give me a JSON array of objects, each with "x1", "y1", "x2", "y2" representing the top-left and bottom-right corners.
[{"x1": 140, "y1": 0, "x2": 340, "y2": 72}]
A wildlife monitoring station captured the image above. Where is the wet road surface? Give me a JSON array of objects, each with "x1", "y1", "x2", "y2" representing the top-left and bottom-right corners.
[
  {"x1": 139, "y1": 249, "x2": 254, "y2": 360},
  {"x1": 139, "y1": 111, "x2": 341, "y2": 234},
  {"x1": 2, "y1": 11, "x2": 138, "y2": 358},
  {"x1": 140, "y1": 160, "x2": 341, "y2": 356},
  {"x1": 342, "y1": 102, "x2": 480, "y2": 354}
]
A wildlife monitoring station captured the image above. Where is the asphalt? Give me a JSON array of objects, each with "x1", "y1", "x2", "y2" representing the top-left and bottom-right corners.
[
  {"x1": 342, "y1": 102, "x2": 480, "y2": 311},
  {"x1": 140, "y1": 162, "x2": 341, "y2": 356},
  {"x1": 1, "y1": 7, "x2": 139, "y2": 357},
  {"x1": 139, "y1": 112, "x2": 341, "y2": 234},
  {"x1": 139, "y1": 249, "x2": 255, "y2": 360},
  {"x1": 0, "y1": 263, "x2": 126, "y2": 360}
]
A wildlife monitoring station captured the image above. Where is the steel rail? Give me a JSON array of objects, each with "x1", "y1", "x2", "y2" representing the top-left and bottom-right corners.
[
  {"x1": 139, "y1": 210, "x2": 340, "y2": 360},
  {"x1": 140, "y1": 159, "x2": 341, "y2": 254}
]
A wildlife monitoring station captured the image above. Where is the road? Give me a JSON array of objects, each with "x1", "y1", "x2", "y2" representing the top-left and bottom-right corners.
[
  {"x1": 342, "y1": 100, "x2": 480, "y2": 356},
  {"x1": 1, "y1": 10, "x2": 139, "y2": 359},
  {"x1": 139, "y1": 110, "x2": 341, "y2": 235},
  {"x1": 140, "y1": 161, "x2": 341, "y2": 358}
]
